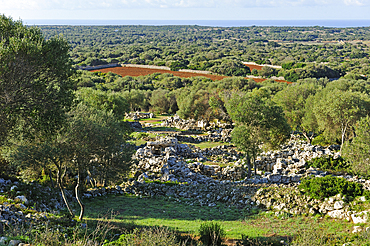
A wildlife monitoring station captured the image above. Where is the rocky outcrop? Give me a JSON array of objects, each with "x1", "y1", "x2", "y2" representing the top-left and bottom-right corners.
[
  {"x1": 134, "y1": 137, "x2": 246, "y2": 182},
  {"x1": 125, "y1": 112, "x2": 154, "y2": 120},
  {"x1": 160, "y1": 115, "x2": 232, "y2": 131},
  {"x1": 255, "y1": 139, "x2": 340, "y2": 172}
]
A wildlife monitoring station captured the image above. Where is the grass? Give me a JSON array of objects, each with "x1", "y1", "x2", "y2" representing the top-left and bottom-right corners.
[
  {"x1": 185, "y1": 141, "x2": 232, "y2": 150},
  {"x1": 82, "y1": 194, "x2": 356, "y2": 241}
]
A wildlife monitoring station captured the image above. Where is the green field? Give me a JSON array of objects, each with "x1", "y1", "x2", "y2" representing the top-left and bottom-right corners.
[{"x1": 83, "y1": 194, "x2": 355, "y2": 242}]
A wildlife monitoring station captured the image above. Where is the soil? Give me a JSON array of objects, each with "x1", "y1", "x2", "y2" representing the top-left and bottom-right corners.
[
  {"x1": 245, "y1": 64, "x2": 264, "y2": 71},
  {"x1": 90, "y1": 66, "x2": 228, "y2": 81},
  {"x1": 90, "y1": 66, "x2": 290, "y2": 84}
]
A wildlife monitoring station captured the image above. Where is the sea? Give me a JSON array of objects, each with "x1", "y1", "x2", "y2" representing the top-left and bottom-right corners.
[{"x1": 24, "y1": 19, "x2": 370, "y2": 28}]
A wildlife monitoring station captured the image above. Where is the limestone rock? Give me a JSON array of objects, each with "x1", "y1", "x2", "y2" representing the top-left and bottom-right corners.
[{"x1": 351, "y1": 211, "x2": 369, "y2": 224}]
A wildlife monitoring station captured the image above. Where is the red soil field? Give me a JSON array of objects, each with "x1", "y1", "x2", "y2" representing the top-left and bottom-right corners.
[
  {"x1": 91, "y1": 66, "x2": 228, "y2": 81},
  {"x1": 245, "y1": 64, "x2": 264, "y2": 71},
  {"x1": 90, "y1": 66, "x2": 290, "y2": 84}
]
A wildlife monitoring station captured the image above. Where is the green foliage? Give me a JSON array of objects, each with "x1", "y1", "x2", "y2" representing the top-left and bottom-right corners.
[
  {"x1": 291, "y1": 226, "x2": 370, "y2": 246},
  {"x1": 236, "y1": 235, "x2": 274, "y2": 246},
  {"x1": 282, "y1": 64, "x2": 342, "y2": 82},
  {"x1": 77, "y1": 88, "x2": 130, "y2": 120},
  {"x1": 311, "y1": 88, "x2": 370, "y2": 150},
  {"x1": 258, "y1": 66, "x2": 278, "y2": 78},
  {"x1": 105, "y1": 227, "x2": 185, "y2": 246},
  {"x1": 299, "y1": 176, "x2": 364, "y2": 201},
  {"x1": 198, "y1": 221, "x2": 225, "y2": 246},
  {"x1": 273, "y1": 81, "x2": 322, "y2": 134},
  {"x1": 343, "y1": 115, "x2": 370, "y2": 177},
  {"x1": 150, "y1": 88, "x2": 171, "y2": 114},
  {"x1": 169, "y1": 60, "x2": 189, "y2": 71},
  {"x1": 210, "y1": 60, "x2": 250, "y2": 77},
  {"x1": 311, "y1": 134, "x2": 334, "y2": 146},
  {"x1": 0, "y1": 15, "x2": 75, "y2": 146},
  {"x1": 306, "y1": 156, "x2": 350, "y2": 173},
  {"x1": 227, "y1": 89, "x2": 290, "y2": 157}
]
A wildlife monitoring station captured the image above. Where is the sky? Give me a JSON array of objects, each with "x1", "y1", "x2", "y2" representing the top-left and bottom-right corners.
[{"x1": 1, "y1": 0, "x2": 370, "y2": 21}]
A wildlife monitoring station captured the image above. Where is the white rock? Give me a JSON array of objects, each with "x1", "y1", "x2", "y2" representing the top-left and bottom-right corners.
[
  {"x1": 328, "y1": 197, "x2": 335, "y2": 204},
  {"x1": 8, "y1": 240, "x2": 22, "y2": 246},
  {"x1": 352, "y1": 226, "x2": 362, "y2": 233},
  {"x1": 14, "y1": 195, "x2": 28, "y2": 205},
  {"x1": 359, "y1": 196, "x2": 366, "y2": 202},
  {"x1": 327, "y1": 210, "x2": 347, "y2": 219},
  {"x1": 0, "y1": 237, "x2": 8, "y2": 244},
  {"x1": 351, "y1": 211, "x2": 368, "y2": 224},
  {"x1": 334, "y1": 201, "x2": 344, "y2": 210}
]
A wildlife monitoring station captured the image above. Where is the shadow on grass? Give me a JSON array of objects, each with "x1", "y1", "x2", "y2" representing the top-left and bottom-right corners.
[{"x1": 82, "y1": 194, "x2": 268, "y2": 239}]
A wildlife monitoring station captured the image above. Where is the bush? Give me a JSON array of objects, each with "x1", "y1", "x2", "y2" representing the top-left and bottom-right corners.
[
  {"x1": 306, "y1": 156, "x2": 350, "y2": 173},
  {"x1": 291, "y1": 226, "x2": 370, "y2": 246},
  {"x1": 106, "y1": 227, "x2": 185, "y2": 246},
  {"x1": 342, "y1": 116, "x2": 370, "y2": 178},
  {"x1": 311, "y1": 134, "x2": 333, "y2": 146},
  {"x1": 299, "y1": 175, "x2": 364, "y2": 201},
  {"x1": 236, "y1": 235, "x2": 274, "y2": 246},
  {"x1": 198, "y1": 222, "x2": 225, "y2": 246}
]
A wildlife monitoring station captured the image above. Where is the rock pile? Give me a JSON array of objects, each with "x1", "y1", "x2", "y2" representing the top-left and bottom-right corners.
[
  {"x1": 168, "y1": 129, "x2": 232, "y2": 143},
  {"x1": 0, "y1": 178, "x2": 65, "y2": 212},
  {"x1": 134, "y1": 137, "x2": 246, "y2": 183},
  {"x1": 161, "y1": 116, "x2": 232, "y2": 131},
  {"x1": 253, "y1": 183, "x2": 370, "y2": 223},
  {"x1": 123, "y1": 180, "x2": 261, "y2": 209},
  {"x1": 125, "y1": 112, "x2": 154, "y2": 120},
  {"x1": 255, "y1": 139, "x2": 340, "y2": 172}
]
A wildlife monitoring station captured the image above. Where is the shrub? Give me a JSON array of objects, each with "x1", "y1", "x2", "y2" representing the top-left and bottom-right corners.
[
  {"x1": 291, "y1": 226, "x2": 370, "y2": 246},
  {"x1": 198, "y1": 221, "x2": 225, "y2": 246},
  {"x1": 299, "y1": 175, "x2": 364, "y2": 201},
  {"x1": 306, "y1": 156, "x2": 350, "y2": 173},
  {"x1": 342, "y1": 116, "x2": 370, "y2": 178},
  {"x1": 106, "y1": 227, "x2": 185, "y2": 246},
  {"x1": 311, "y1": 134, "x2": 333, "y2": 146},
  {"x1": 236, "y1": 235, "x2": 274, "y2": 246}
]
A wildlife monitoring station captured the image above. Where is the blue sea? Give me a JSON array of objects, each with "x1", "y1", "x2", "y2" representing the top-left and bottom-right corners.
[{"x1": 24, "y1": 19, "x2": 370, "y2": 28}]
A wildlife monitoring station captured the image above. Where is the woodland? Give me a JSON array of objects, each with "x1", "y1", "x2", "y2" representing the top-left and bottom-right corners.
[{"x1": 1, "y1": 16, "x2": 370, "y2": 245}]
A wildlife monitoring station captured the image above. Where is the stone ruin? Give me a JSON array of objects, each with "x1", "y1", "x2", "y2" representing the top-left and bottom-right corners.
[
  {"x1": 157, "y1": 115, "x2": 233, "y2": 131},
  {"x1": 134, "y1": 137, "x2": 246, "y2": 183},
  {"x1": 125, "y1": 112, "x2": 155, "y2": 121}
]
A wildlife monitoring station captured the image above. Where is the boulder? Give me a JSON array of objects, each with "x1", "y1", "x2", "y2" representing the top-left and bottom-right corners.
[{"x1": 351, "y1": 211, "x2": 369, "y2": 224}]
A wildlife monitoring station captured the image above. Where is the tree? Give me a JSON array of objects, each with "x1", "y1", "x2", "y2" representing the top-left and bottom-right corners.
[
  {"x1": 6, "y1": 103, "x2": 134, "y2": 220},
  {"x1": 121, "y1": 89, "x2": 148, "y2": 112},
  {"x1": 273, "y1": 80, "x2": 322, "y2": 143},
  {"x1": 210, "y1": 60, "x2": 250, "y2": 77},
  {"x1": 77, "y1": 88, "x2": 130, "y2": 120},
  {"x1": 5, "y1": 139, "x2": 75, "y2": 216},
  {"x1": 176, "y1": 86, "x2": 212, "y2": 120},
  {"x1": 342, "y1": 116, "x2": 370, "y2": 177},
  {"x1": 313, "y1": 89, "x2": 370, "y2": 151},
  {"x1": 150, "y1": 88, "x2": 170, "y2": 113},
  {"x1": 0, "y1": 15, "x2": 74, "y2": 146},
  {"x1": 226, "y1": 89, "x2": 290, "y2": 177},
  {"x1": 61, "y1": 103, "x2": 133, "y2": 220}
]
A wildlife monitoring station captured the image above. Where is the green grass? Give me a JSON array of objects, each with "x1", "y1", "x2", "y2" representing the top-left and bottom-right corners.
[
  {"x1": 185, "y1": 141, "x2": 232, "y2": 149},
  {"x1": 82, "y1": 194, "x2": 355, "y2": 241}
]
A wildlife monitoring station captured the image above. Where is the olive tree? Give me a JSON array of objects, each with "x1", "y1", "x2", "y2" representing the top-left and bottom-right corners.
[
  {"x1": 226, "y1": 88, "x2": 290, "y2": 177},
  {"x1": 343, "y1": 116, "x2": 370, "y2": 177},
  {"x1": 273, "y1": 80, "x2": 322, "y2": 143},
  {"x1": 0, "y1": 15, "x2": 74, "y2": 146},
  {"x1": 5, "y1": 103, "x2": 134, "y2": 220},
  {"x1": 312, "y1": 89, "x2": 370, "y2": 151}
]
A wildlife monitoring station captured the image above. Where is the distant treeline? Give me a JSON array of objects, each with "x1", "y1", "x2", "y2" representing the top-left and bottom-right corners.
[{"x1": 40, "y1": 25, "x2": 370, "y2": 81}]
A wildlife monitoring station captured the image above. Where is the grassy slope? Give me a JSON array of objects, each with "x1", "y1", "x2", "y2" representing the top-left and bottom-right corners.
[{"x1": 83, "y1": 194, "x2": 354, "y2": 241}]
